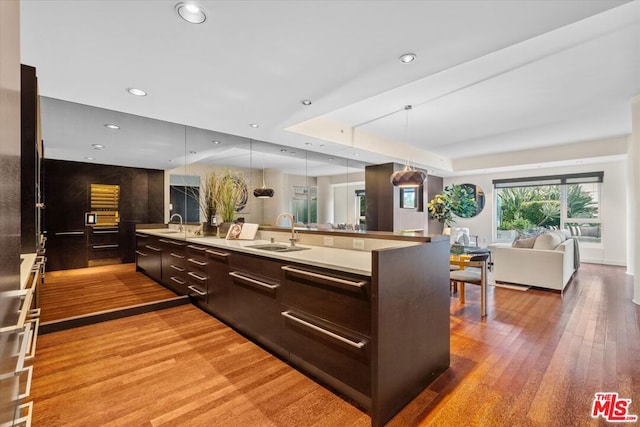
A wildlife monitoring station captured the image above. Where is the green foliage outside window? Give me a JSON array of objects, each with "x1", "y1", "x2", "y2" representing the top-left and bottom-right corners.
[{"x1": 497, "y1": 184, "x2": 598, "y2": 233}]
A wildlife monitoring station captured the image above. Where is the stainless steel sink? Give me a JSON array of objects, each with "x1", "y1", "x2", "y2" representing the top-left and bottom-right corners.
[{"x1": 246, "y1": 244, "x2": 310, "y2": 252}]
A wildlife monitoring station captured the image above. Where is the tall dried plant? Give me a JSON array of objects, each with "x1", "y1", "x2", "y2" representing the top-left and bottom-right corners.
[{"x1": 216, "y1": 169, "x2": 246, "y2": 223}]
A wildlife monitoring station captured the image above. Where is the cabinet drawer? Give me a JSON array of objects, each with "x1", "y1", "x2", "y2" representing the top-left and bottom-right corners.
[
  {"x1": 186, "y1": 271, "x2": 207, "y2": 305},
  {"x1": 229, "y1": 253, "x2": 282, "y2": 279},
  {"x1": 88, "y1": 244, "x2": 120, "y2": 260},
  {"x1": 187, "y1": 256, "x2": 209, "y2": 272},
  {"x1": 282, "y1": 309, "x2": 370, "y2": 396},
  {"x1": 228, "y1": 270, "x2": 281, "y2": 348},
  {"x1": 89, "y1": 227, "x2": 119, "y2": 245},
  {"x1": 168, "y1": 251, "x2": 186, "y2": 267},
  {"x1": 282, "y1": 265, "x2": 371, "y2": 336},
  {"x1": 166, "y1": 274, "x2": 187, "y2": 294},
  {"x1": 187, "y1": 244, "x2": 209, "y2": 272}
]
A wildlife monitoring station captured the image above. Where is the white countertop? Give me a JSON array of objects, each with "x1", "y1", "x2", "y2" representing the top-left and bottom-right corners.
[
  {"x1": 20, "y1": 253, "x2": 38, "y2": 290},
  {"x1": 139, "y1": 229, "x2": 373, "y2": 276}
]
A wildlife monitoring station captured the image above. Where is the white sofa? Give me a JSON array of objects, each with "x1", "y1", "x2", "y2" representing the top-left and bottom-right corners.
[{"x1": 491, "y1": 231, "x2": 577, "y2": 291}]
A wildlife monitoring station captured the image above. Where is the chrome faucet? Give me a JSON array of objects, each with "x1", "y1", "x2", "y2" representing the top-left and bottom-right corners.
[
  {"x1": 275, "y1": 212, "x2": 299, "y2": 247},
  {"x1": 169, "y1": 213, "x2": 183, "y2": 232}
]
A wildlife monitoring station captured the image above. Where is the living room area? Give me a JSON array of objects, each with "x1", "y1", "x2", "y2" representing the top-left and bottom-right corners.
[{"x1": 443, "y1": 152, "x2": 630, "y2": 278}]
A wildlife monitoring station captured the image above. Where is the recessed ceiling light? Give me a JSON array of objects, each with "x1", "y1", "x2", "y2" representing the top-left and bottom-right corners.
[
  {"x1": 104, "y1": 123, "x2": 120, "y2": 130},
  {"x1": 249, "y1": 123, "x2": 259, "y2": 128},
  {"x1": 305, "y1": 142, "x2": 312, "y2": 146},
  {"x1": 301, "y1": 99, "x2": 312, "y2": 106},
  {"x1": 353, "y1": 153, "x2": 359, "y2": 156},
  {"x1": 127, "y1": 88, "x2": 147, "y2": 96},
  {"x1": 290, "y1": 152, "x2": 296, "y2": 155},
  {"x1": 399, "y1": 53, "x2": 416, "y2": 64},
  {"x1": 91, "y1": 144, "x2": 105, "y2": 149},
  {"x1": 280, "y1": 149, "x2": 287, "y2": 152},
  {"x1": 212, "y1": 140, "x2": 221, "y2": 145},
  {"x1": 189, "y1": 150, "x2": 197, "y2": 154},
  {"x1": 168, "y1": 159, "x2": 174, "y2": 163},
  {"x1": 85, "y1": 157, "x2": 95, "y2": 160},
  {"x1": 175, "y1": 2, "x2": 207, "y2": 24}
]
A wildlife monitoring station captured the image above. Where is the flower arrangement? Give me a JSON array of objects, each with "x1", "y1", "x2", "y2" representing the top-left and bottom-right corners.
[{"x1": 427, "y1": 184, "x2": 478, "y2": 226}]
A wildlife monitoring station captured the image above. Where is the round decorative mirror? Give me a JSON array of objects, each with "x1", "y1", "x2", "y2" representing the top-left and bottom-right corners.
[{"x1": 458, "y1": 183, "x2": 485, "y2": 218}]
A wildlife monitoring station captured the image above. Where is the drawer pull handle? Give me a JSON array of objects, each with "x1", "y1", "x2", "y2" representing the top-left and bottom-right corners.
[
  {"x1": 205, "y1": 249, "x2": 229, "y2": 258},
  {"x1": 135, "y1": 250, "x2": 148, "y2": 257},
  {"x1": 93, "y1": 244, "x2": 119, "y2": 249},
  {"x1": 170, "y1": 265, "x2": 185, "y2": 272},
  {"x1": 281, "y1": 266, "x2": 367, "y2": 288},
  {"x1": 188, "y1": 272, "x2": 207, "y2": 281},
  {"x1": 281, "y1": 311, "x2": 366, "y2": 349},
  {"x1": 187, "y1": 244, "x2": 207, "y2": 251},
  {"x1": 145, "y1": 245, "x2": 162, "y2": 252},
  {"x1": 158, "y1": 239, "x2": 171, "y2": 243},
  {"x1": 229, "y1": 271, "x2": 279, "y2": 290},
  {"x1": 17, "y1": 365, "x2": 34, "y2": 400},
  {"x1": 54, "y1": 231, "x2": 84, "y2": 236},
  {"x1": 170, "y1": 277, "x2": 186, "y2": 285},
  {"x1": 188, "y1": 258, "x2": 207, "y2": 266},
  {"x1": 170, "y1": 252, "x2": 185, "y2": 259},
  {"x1": 187, "y1": 285, "x2": 207, "y2": 296},
  {"x1": 170, "y1": 240, "x2": 185, "y2": 246},
  {"x1": 135, "y1": 233, "x2": 148, "y2": 238},
  {"x1": 25, "y1": 315, "x2": 40, "y2": 361},
  {"x1": 93, "y1": 230, "x2": 118, "y2": 234}
]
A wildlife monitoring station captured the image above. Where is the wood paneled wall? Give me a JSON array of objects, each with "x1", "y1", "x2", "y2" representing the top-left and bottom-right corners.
[{"x1": 44, "y1": 159, "x2": 164, "y2": 270}]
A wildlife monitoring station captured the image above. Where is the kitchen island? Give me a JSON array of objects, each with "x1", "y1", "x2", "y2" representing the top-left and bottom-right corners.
[{"x1": 135, "y1": 226, "x2": 449, "y2": 426}]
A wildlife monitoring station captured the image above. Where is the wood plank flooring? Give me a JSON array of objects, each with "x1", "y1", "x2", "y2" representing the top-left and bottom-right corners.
[
  {"x1": 31, "y1": 263, "x2": 639, "y2": 426},
  {"x1": 39, "y1": 264, "x2": 178, "y2": 323}
]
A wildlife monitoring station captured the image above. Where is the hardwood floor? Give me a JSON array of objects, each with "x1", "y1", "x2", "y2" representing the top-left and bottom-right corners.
[
  {"x1": 39, "y1": 264, "x2": 179, "y2": 323},
  {"x1": 31, "y1": 263, "x2": 639, "y2": 426}
]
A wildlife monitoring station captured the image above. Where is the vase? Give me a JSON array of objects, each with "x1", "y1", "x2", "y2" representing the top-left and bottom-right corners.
[
  {"x1": 218, "y1": 222, "x2": 231, "y2": 238},
  {"x1": 202, "y1": 221, "x2": 217, "y2": 237}
]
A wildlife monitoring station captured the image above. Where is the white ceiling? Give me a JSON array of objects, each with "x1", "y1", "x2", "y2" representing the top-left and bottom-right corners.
[{"x1": 20, "y1": 0, "x2": 640, "y2": 176}]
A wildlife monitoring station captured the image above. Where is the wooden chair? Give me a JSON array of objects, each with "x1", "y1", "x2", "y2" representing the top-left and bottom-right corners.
[{"x1": 450, "y1": 253, "x2": 489, "y2": 317}]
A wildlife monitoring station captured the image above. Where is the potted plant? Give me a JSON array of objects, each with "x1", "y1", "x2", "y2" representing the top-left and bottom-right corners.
[
  {"x1": 215, "y1": 169, "x2": 246, "y2": 236},
  {"x1": 196, "y1": 172, "x2": 222, "y2": 236},
  {"x1": 427, "y1": 184, "x2": 478, "y2": 227}
]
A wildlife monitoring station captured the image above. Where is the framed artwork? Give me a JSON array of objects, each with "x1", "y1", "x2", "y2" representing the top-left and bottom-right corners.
[{"x1": 400, "y1": 188, "x2": 417, "y2": 209}]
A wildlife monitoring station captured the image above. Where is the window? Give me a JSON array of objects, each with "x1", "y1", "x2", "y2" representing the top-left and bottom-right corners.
[{"x1": 494, "y1": 172, "x2": 602, "y2": 244}]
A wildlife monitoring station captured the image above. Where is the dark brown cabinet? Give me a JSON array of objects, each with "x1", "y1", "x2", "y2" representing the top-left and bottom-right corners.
[
  {"x1": 44, "y1": 159, "x2": 164, "y2": 270},
  {"x1": 47, "y1": 230, "x2": 87, "y2": 271},
  {"x1": 88, "y1": 226, "x2": 120, "y2": 265},
  {"x1": 205, "y1": 247, "x2": 231, "y2": 322},
  {"x1": 135, "y1": 233, "x2": 162, "y2": 282},
  {"x1": 160, "y1": 238, "x2": 187, "y2": 295},
  {"x1": 185, "y1": 244, "x2": 209, "y2": 307},
  {"x1": 281, "y1": 264, "x2": 372, "y2": 397},
  {"x1": 228, "y1": 253, "x2": 283, "y2": 353},
  {"x1": 133, "y1": 232, "x2": 450, "y2": 427}
]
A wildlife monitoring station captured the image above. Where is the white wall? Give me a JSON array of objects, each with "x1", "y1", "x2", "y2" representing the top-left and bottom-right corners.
[
  {"x1": 333, "y1": 182, "x2": 365, "y2": 225},
  {"x1": 444, "y1": 159, "x2": 628, "y2": 266}
]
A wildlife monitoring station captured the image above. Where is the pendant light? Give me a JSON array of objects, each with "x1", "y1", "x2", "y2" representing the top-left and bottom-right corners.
[
  {"x1": 390, "y1": 105, "x2": 426, "y2": 188},
  {"x1": 253, "y1": 144, "x2": 275, "y2": 198}
]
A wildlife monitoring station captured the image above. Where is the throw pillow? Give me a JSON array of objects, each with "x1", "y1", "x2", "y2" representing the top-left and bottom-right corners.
[
  {"x1": 512, "y1": 235, "x2": 537, "y2": 248},
  {"x1": 533, "y1": 232, "x2": 562, "y2": 250},
  {"x1": 549, "y1": 229, "x2": 567, "y2": 242}
]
